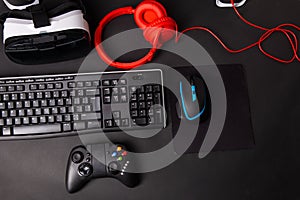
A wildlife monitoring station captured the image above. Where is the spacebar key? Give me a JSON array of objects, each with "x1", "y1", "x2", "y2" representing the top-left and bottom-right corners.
[{"x1": 13, "y1": 124, "x2": 62, "y2": 135}]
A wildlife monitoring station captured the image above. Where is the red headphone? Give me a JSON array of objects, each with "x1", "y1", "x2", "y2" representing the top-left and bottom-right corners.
[
  {"x1": 95, "y1": 0, "x2": 300, "y2": 68},
  {"x1": 94, "y1": 0, "x2": 177, "y2": 69}
]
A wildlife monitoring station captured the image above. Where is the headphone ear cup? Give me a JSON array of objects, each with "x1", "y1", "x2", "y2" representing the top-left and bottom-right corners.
[
  {"x1": 143, "y1": 17, "x2": 177, "y2": 45},
  {"x1": 134, "y1": 0, "x2": 167, "y2": 29}
]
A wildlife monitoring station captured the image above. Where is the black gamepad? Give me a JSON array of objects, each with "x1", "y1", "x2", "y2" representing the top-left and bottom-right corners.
[{"x1": 66, "y1": 143, "x2": 139, "y2": 193}]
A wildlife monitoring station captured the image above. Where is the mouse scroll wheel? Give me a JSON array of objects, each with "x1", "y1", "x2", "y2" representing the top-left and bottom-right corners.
[{"x1": 191, "y1": 85, "x2": 197, "y2": 102}]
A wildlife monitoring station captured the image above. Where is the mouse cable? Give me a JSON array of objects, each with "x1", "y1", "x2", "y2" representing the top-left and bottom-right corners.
[{"x1": 175, "y1": 0, "x2": 300, "y2": 63}]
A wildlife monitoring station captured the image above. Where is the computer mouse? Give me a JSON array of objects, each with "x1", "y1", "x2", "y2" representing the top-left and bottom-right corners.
[{"x1": 176, "y1": 75, "x2": 207, "y2": 120}]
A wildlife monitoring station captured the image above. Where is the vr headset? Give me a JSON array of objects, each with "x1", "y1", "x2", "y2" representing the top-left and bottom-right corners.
[{"x1": 1, "y1": 0, "x2": 91, "y2": 64}]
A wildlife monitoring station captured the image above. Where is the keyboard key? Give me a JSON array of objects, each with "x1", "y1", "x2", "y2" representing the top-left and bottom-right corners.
[
  {"x1": 121, "y1": 118, "x2": 129, "y2": 127},
  {"x1": 59, "y1": 107, "x2": 67, "y2": 114},
  {"x1": 34, "y1": 108, "x2": 42, "y2": 115},
  {"x1": 38, "y1": 84, "x2": 46, "y2": 90},
  {"x1": 112, "y1": 88, "x2": 119, "y2": 94},
  {"x1": 81, "y1": 113, "x2": 101, "y2": 121},
  {"x1": 18, "y1": 109, "x2": 25, "y2": 117},
  {"x1": 131, "y1": 102, "x2": 138, "y2": 110},
  {"x1": 139, "y1": 102, "x2": 146, "y2": 109},
  {"x1": 112, "y1": 111, "x2": 121, "y2": 119},
  {"x1": 131, "y1": 110, "x2": 138, "y2": 118},
  {"x1": 85, "y1": 81, "x2": 92, "y2": 87},
  {"x1": 82, "y1": 97, "x2": 89, "y2": 104},
  {"x1": 133, "y1": 118, "x2": 148, "y2": 126},
  {"x1": 138, "y1": 94, "x2": 145, "y2": 101},
  {"x1": 2, "y1": 127, "x2": 11, "y2": 136},
  {"x1": 114, "y1": 119, "x2": 121, "y2": 127},
  {"x1": 90, "y1": 97, "x2": 101, "y2": 112},
  {"x1": 39, "y1": 116, "x2": 47, "y2": 124},
  {"x1": 61, "y1": 91, "x2": 68, "y2": 98},
  {"x1": 84, "y1": 105, "x2": 92, "y2": 112},
  {"x1": 28, "y1": 93, "x2": 35, "y2": 100},
  {"x1": 55, "y1": 83, "x2": 63, "y2": 89},
  {"x1": 105, "y1": 120, "x2": 113, "y2": 128},
  {"x1": 64, "y1": 114, "x2": 72, "y2": 122},
  {"x1": 26, "y1": 109, "x2": 34, "y2": 116},
  {"x1": 52, "y1": 107, "x2": 59, "y2": 114},
  {"x1": 86, "y1": 89, "x2": 100, "y2": 96},
  {"x1": 11, "y1": 94, "x2": 18, "y2": 101},
  {"x1": 77, "y1": 90, "x2": 84, "y2": 96},
  {"x1": 20, "y1": 93, "x2": 26, "y2": 100},
  {"x1": 87, "y1": 121, "x2": 101, "y2": 129},
  {"x1": 120, "y1": 87, "x2": 127, "y2": 94},
  {"x1": 6, "y1": 118, "x2": 13, "y2": 126},
  {"x1": 92, "y1": 81, "x2": 100, "y2": 87},
  {"x1": 68, "y1": 82, "x2": 76, "y2": 88},
  {"x1": 47, "y1": 83, "x2": 54, "y2": 89},
  {"x1": 139, "y1": 109, "x2": 146, "y2": 117},
  {"x1": 104, "y1": 96, "x2": 111, "y2": 104},
  {"x1": 0, "y1": 102, "x2": 5, "y2": 109},
  {"x1": 32, "y1": 100, "x2": 39, "y2": 107},
  {"x1": 8, "y1": 86, "x2": 15, "y2": 92},
  {"x1": 23, "y1": 117, "x2": 30, "y2": 124},
  {"x1": 74, "y1": 122, "x2": 86, "y2": 130},
  {"x1": 103, "y1": 88, "x2": 111, "y2": 95},
  {"x1": 1, "y1": 110, "x2": 8, "y2": 118},
  {"x1": 7, "y1": 102, "x2": 14, "y2": 109},
  {"x1": 9, "y1": 110, "x2": 17, "y2": 117},
  {"x1": 45, "y1": 92, "x2": 52, "y2": 99},
  {"x1": 13, "y1": 124, "x2": 61, "y2": 135},
  {"x1": 77, "y1": 82, "x2": 84, "y2": 88},
  {"x1": 15, "y1": 118, "x2": 22, "y2": 125},
  {"x1": 119, "y1": 79, "x2": 127, "y2": 85},
  {"x1": 41, "y1": 100, "x2": 48, "y2": 107},
  {"x1": 53, "y1": 91, "x2": 60, "y2": 98},
  {"x1": 47, "y1": 116, "x2": 55, "y2": 123},
  {"x1": 75, "y1": 106, "x2": 83, "y2": 113},
  {"x1": 112, "y1": 95, "x2": 119, "y2": 103},
  {"x1": 154, "y1": 93, "x2": 161, "y2": 104},
  {"x1": 62, "y1": 123, "x2": 72, "y2": 132},
  {"x1": 16, "y1": 85, "x2": 25, "y2": 91},
  {"x1": 0, "y1": 86, "x2": 7, "y2": 92},
  {"x1": 145, "y1": 85, "x2": 153, "y2": 93},
  {"x1": 120, "y1": 95, "x2": 127, "y2": 103},
  {"x1": 16, "y1": 101, "x2": 23, "y2": 109},
  {"x1": 153, "y1": 85, "x2": 161, "y2": 92},
  {"x1": 43, "y1": 108, "x2": 51, "y2": 115},
  {"x1": 56, "y1": 115, "x2": 63, "y2": 122},
  {"x1": 112, "y1": 80, "x2": 118, "y2": 86},
  {"x1": 36, "y1": 92, "x2": 43, "y2": 99},
  {"x1": 3, "y1": 94, "x2": 9, "y2": 101},
  {"x1": 102, "y1": 80, "x2": 110, "y2": 86},
  {"x1": 30, "y1": 117, "x2": 39, "y2": 124}
]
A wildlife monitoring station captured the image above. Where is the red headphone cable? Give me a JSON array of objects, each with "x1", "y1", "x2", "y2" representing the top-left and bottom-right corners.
[{"x1": 175, "y1": 0, "x2": 300, "y2": 63}]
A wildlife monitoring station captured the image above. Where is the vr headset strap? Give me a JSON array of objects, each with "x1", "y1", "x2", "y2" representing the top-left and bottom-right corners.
[{"x1": 27, "y1": 4, "x2": 50, "y2": 28}]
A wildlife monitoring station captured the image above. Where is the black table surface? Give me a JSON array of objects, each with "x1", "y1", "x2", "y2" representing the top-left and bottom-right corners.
[{"x1": 0, "y1": 0, "x2": 299, "y2": 199}]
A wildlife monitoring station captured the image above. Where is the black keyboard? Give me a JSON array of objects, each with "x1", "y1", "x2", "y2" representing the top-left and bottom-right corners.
[{"x1": 0, "y1": 69, "x2": 166, "y2": 140}]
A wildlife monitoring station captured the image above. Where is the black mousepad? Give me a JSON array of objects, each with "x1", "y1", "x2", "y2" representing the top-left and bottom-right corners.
[{"x1": 169, "y1": 64, "x2": 255, "y2": 153}]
